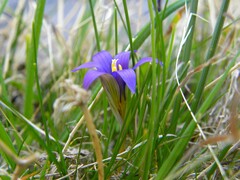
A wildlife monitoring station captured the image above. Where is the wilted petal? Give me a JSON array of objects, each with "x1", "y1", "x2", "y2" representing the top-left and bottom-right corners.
[
  {"x1": 116, "y1": 69, "x2": 136, "y2": 93},
  {"x1": 71, "y1": 62, "x2": 97, "y2": 72},
  {"x1": 114, "y1": 51, "x2": 131, "y2": 69},
  {"x1": 83, "y1": 70, "x2": 106, "y2": 89},
  {"x1": 133, "y1": 57, "x2": 162, "y2": 70},
  {"x1": 92, "y1": 50, "x2": 112, "y2": 73}
]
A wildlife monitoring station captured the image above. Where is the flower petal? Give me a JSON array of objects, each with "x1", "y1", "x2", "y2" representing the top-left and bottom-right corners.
[
  {"x1": 71, "y1": 62, "x2": 97, "y2": 72},
  {"x1": 92, "y1": 50, "x2": 112, "y2": 73},
  {"x1": 116, "y1": 69, "x2": 136, "y2": 93},
  {"x1": 114, "y1": 51, "x2": 131, "y2": 69},
  {"x1": 82, "y1": 70, "x2": 106, "y2": 89},
  {"x1": 133, "y1": 57, "x2": 163, "y2": 70}
]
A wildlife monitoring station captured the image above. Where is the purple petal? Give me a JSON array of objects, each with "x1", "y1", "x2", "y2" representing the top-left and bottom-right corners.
[
  {"x1": 82, "y1": 70, "x2": 106, "y2": 89},
  {"x1": 133, "y1": 57, "x2": 163, "y2": 70},
  {"x1": 71, "y1": 62, "x2": 97, "y2": 72},
  {"x1": 114, "y1": 51, "x2": 131, "y2": 69},
  {"x1": 92, "y1": 50, "x2": 112, "y2": 73},
  {"x1": 116, "y1": 69, "x2": 136, "y2": 93}
]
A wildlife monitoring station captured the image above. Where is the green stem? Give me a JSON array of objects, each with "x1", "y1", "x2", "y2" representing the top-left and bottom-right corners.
[
  {"x1": 142, "y1": 0, "x2": 157, "y2": 179},
  {"x1": 122, "y1": 0, "x2": 135, "y2": 65},
  {"x1": 89, "y1": 0, "x2": 101, "y2": 51},
  {"x1": 114, "y1": 7, "x2": 118, "y2": 54}
]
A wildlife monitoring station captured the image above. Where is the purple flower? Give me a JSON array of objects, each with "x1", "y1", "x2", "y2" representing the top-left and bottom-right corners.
[
  {"x1": 72, "y1": 50, "x2": 154, "y2": 94},
  {"x1": 72, "y1": 50, "x2": 160, "y2": 121}
]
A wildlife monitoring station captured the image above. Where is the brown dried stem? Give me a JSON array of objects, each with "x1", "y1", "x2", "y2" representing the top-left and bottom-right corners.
[{"x1": 80, "y1": 105, "x2": 104, "y2": 180}]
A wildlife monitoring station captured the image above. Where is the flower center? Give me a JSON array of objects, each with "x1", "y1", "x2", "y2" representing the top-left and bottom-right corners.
[{"x1": 111, "y1": 59, "x2": 122, "y2": 72}]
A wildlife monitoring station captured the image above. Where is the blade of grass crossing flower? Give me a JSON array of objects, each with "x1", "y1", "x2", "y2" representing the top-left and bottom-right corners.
[
  {"x1": 89, "y1": 0, "x2": 101, "y2": 51},
  {"x1": 156, "y1": 0, "x2": 230, "y2": 178}
]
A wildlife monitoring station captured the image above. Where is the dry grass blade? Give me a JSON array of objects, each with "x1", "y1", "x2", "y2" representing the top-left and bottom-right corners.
[{"x1": 201, "y1": 70, "x2": 240, "y2": 146}]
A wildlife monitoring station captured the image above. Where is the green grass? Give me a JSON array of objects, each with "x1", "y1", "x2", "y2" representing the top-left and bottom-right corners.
[{"x1": 0, "y1": 0, "x2": 239, "y2": 179}]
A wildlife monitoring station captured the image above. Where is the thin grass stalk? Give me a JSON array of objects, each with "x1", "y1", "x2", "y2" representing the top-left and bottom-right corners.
[
  {"x1": 112, "y1": 0, "x2": 127, "y2": 34},
  {"x1": 106, "y1": 10, "x2": 114, "y2": 50},
  {"x1": 122, "y1": 0, "x2": 135, "y2": 65},
  {"x1": 89, "y1": 0, "x2": 101, "y2": 51},
  {"x1": 142, "y1": 0, "x2": 157, "y2": 179},
  {"x1": 182, "y1": 0, "x2": 198, "y2": 63},
  {"x1": 153, "y1": 0, "x2": 167, "y2": 99},
  {"x1": 114, "y1": 7, "x2": 118, "y2": 54}
]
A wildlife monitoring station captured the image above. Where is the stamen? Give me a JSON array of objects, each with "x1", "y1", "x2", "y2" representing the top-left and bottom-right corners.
[
  {"x1": 111, "y1": 59, "x2": 122, "y2": 72},
  {"x1": 111, "y1": 59, "x2": 118, "y2": 72},
  {"x1": 118, "y1": 64, "x2": 122, "y2": 70}
]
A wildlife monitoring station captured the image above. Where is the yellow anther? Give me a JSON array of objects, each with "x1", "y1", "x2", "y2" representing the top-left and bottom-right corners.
[
  {"x1": 118, "y1": 64, "x2": 122, "y2": 71},
  {"x1": 111, "y1": 59, "x2": 118, "y2": 72}
]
